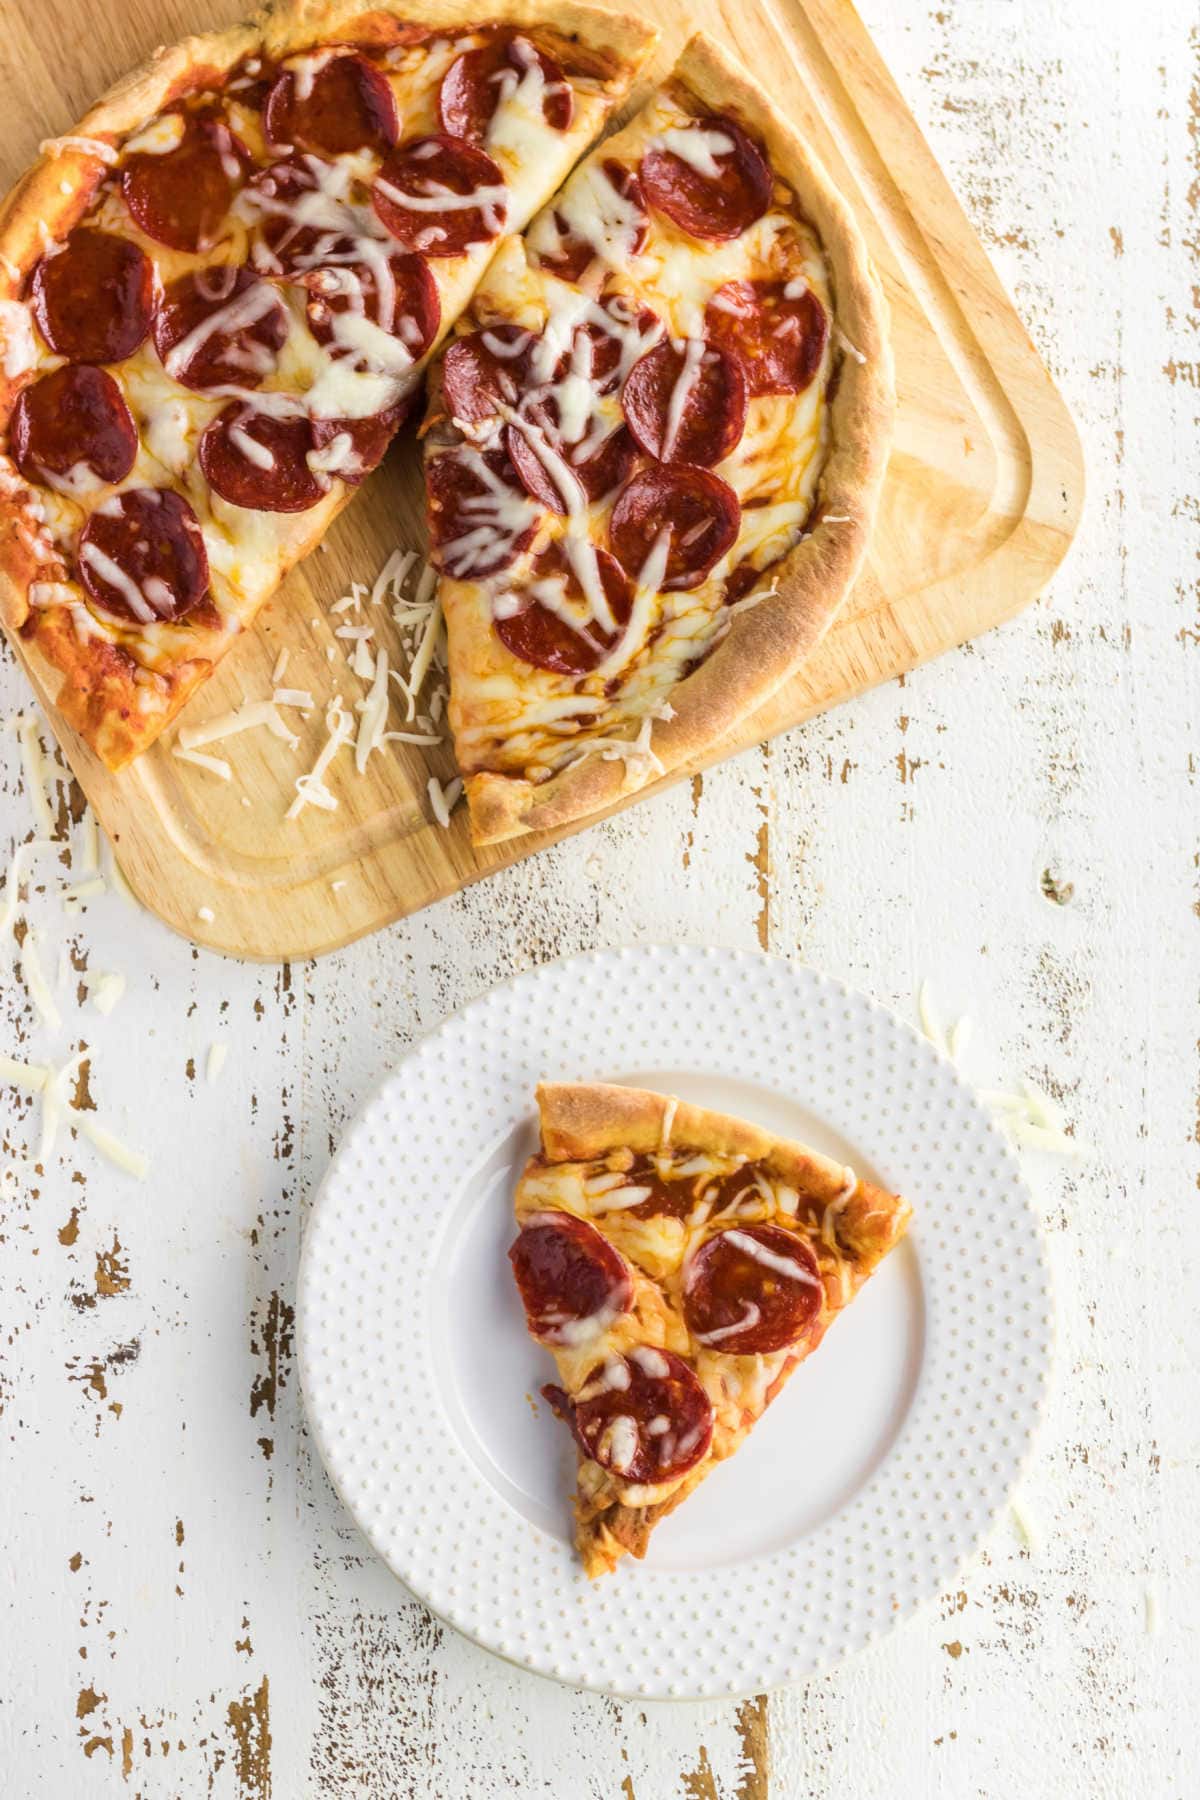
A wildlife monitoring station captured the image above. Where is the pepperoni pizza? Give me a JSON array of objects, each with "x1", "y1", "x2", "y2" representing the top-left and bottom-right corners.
[
  {"x1": 510, "y1": 1083, "x2": 912, "y2": 1577},
  {"x1": 425, "y1": 34, "x2": 894, "y2": 843},
  {"x1": 0, "y1": 0, "x2": 654, "y2": 766}
]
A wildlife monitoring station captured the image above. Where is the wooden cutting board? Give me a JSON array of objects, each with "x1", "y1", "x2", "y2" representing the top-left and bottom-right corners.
[{"x1": 0, "y1": 0, "x2": 1083, "y2": 960}]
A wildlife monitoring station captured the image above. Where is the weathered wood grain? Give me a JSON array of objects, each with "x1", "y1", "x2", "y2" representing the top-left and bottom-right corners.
[{"x1": 0, "y1": 0, "x2": 1195, "y2": 1796}]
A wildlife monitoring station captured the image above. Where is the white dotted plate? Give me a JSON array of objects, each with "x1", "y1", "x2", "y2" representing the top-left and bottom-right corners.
[{"x1": 297, "y1": 945, "x2": 1053, "y2": 1700}]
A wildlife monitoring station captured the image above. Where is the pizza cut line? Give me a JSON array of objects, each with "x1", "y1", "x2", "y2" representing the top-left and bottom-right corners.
[
  {"x1": 0, "y1": 0, "x2": 656, "y2": 768},
  {"x1": 509, "y1": 1082, "x2": 913, "y2": 1577},
  {"x1": 427, "y1": 35, "x2": 894, "y2": 844}
]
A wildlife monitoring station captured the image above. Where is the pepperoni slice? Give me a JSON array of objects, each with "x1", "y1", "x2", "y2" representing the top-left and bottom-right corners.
[
  {"x1": 199, "y1": 402, "x2": 325, "y2": 513},
  {"x1": 11, "y1": 365, "x2": 136, "y2": 491},
  {"x1": 722, "y1": 561, "x2": 763, "y2": 607},
  {"x1": 621, "y1": 339, "x2": 747, "y2": 466},
  {"x1": 493, "y1": 540, "x2": 632, "y2": 674},
  {"x1": 509, "y1": 1209, "x2": 634, "y2": 1344},
  {"x1": 426, "y1": 445, "x2": 539, "y2": 579},
  {"x1": 641, "y1": 116, "x2": 772, "y2": 243},
  {"x1": 305, "y1": 247, "x2": 440, "y2": 369},
  {"x1": 152, "y1": 266, "x2": 288, "y2": 391},
  {"x1": 572, "y1": 294, "x2": 661, "y2": 396},
  {"x1": 533, "y1": 160, "x2": 646, "y2": 283},
  {"x1": 373, "y1": 135, "x2": 507, "y2": 258},
  {"x1": 29, "y1": 229, "x2": 153, "y2": 364},
  {"x1": 242, "y1": 155, "x2": 355, "y2": 277},
  {"x1": 77, "y1": 488, "x2": 208, "y2": 624},
  {"x1": 310, "y1": 400, "x2": 409, "y2": 486},
  {"x1": 507, "y1": 409, "x2": 636, "y2": 512},
  {"x1": 264, "y1": 50, "x2": 399, "y2": 155},
  {"x1": 123, "y1": 108, "x2": 252, "y2": 254},
  {"x1": 683, "y1": 1223, "x2": 823, "y2": 1354},
  {"x1": 441, "y1": 324, "x2": 535, "y2": 425},
  {"x1": 567, "y1": 1347, "x2": 714, "y2": 1484},
  {"x1": 705, "y1": 278, "x2": 829, "y2": 396},
  {"x1": 438, "y1": 31, "x2": 572, "y2": 145},
  {"x1": 609, "y1": 465, "x2": 740, "y2": 592}
]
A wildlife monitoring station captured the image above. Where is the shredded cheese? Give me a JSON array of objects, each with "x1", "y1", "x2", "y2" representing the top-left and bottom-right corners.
[
  {"x1": 427, "y1": 775, "x2": 463, "y2": 829},
  {"x1": 76, "y1": 1114, "x2": 148, "y2": 1179},
  {"x1": 61, "y1": 877, "x2": 106, "y2": 905},
  {"x1": 15, "y1": 713, "x2": 56, "y2": 838},
  {"x1": 287, "y1": 698, "x2": 354, "y2": 819},
  {"x1": 87, "y1": 971, "x2": 126, "y2": 1015},
  {"x1": 0, "y1": 1051, "x2": 48, "y2": 1091},
  {"x1": 206, "y1": 1041, "x2": 228, "y2": 1084},
  {"x1": 173, "y1": 746, "x2": 233, "y2": 781},
  {"x1": 1010, "y1": 1492, "x2": 1043, "y2": 1555},
  {"x1": 79, "y1": 808, "x2": 100, "y2": 875},
  {"x1": 178, "y1": 699, "x2": 298, "y2": 754},
  {"x1": 0, "y1": 837, "x2": 55, "y2": 938}
]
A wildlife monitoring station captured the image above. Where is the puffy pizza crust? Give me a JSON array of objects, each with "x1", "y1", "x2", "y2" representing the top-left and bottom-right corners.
[
  {"x1": 522, "y1": 1082, "x2": 912, "y2": 1576},
  {"x1": 459, "y1": 30, "x2": 895, "y2": 843},
  {"x1": 0, "y1": 0, "x2": 656, "y2": 767}
]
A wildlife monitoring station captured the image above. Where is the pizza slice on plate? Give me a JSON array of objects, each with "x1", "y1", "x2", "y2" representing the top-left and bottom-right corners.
[
  {"x1": 509, "y1": 1082, "x2": 912, "y2": 1577},
  {"x1": 0, "y1": 0, "x2": 655, "y2": 766},
  {"x1": 424, "y1": 32, "x2": 894, "y2": 843}
]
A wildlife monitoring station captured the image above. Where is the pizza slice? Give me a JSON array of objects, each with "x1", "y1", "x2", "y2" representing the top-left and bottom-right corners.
[
  {"x1": 423, "y1": 32, "x2": 894, "y2": 844},
  {"x1": 0, "y1": 0, "x2": 655, "y2": 767},
  {"x1": 509, "y1": 1082, "x2": 912, "y2": 1577}
]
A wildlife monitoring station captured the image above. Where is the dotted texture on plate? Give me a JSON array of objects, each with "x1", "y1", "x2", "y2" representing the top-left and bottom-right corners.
[{"x1": 296, "y1": 945, "x2": 1054, "y2": 1700}]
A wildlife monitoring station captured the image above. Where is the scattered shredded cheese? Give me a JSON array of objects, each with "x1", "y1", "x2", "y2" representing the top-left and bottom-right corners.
[
  {"x1": 75, "y1": 1114, "x2": 148, "y2": 1180},
  {"x1": 15, "y1": 712, "x2": 56, "y2": 838},
  {"x1": 87, "y1": 971, "x2": 126, "y2": 1016},
  {"x1": 20, "y1": 929, "x2": 61, "y2": 1033},
  {"x1": 178, "y1": 699, "x2": 298, "y2": 754},
  {"x1": 1144, "y1": 1584, "x2": 1162, "y2": 1637},
  {"x1": 271, "y1": 647, "x2": 290, "y2": 685},
  {"x1": 354, "y1": 651, "x2": 391, "y2": 775},
  {"x1": 287, "y1": 699, "x2": 354, "y2": 820},
  {"x1": 0, "y1": 837, "x2": 55, "y2": 938},
  {"x1": 427, "y1": 775, "x2": 463, "y2": 829},
  {"x1": 173, "y1": 745, "x2": 233, "y2": 781},
  {"x1": 61, "y1": 877, "x2": 106, "y2": 905},
  {"x1": 1010, "y1": 1492, "x2": 1043, "y2": 1554},
  {"x1": 0, "y1": 1051, "x2": 48, "y2": 1092},
  {"x1": 79, "y1": 808, "x2": 100, "y2": 875},
  {"x1": 206, "y1": 1041, "x2": 228, "y2": 1084}
]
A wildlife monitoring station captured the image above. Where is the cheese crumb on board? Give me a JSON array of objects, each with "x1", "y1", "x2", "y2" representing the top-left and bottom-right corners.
[
  {"x1": 427, "y1": 775, "x2": 464, "y2": 829},
  {"x1": 173, "y1": 746, "x2": 234, "y2": 781},
  {"x1": 206, "y1": 1041, "x2": 228, "y2": 1084}
]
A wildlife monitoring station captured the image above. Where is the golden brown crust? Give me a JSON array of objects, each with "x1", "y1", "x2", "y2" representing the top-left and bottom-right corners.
[
  {"x1": 0, "y1": 0, "x2": 656, "y2": 766},
  {"x1": 538, "y1": 1079, "x2": 910, "y2": 1258},
  {"x1": 462, "y1": 30, "x2": 895, "y2": 845},
  {"x1": 530, "y1": 1082, "x2": 912, "y2": 1575}
]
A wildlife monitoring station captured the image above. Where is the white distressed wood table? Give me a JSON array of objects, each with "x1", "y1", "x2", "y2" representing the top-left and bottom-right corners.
[{"x1": 0, "y1": 0, "x2": 1194, "y2": 1793}]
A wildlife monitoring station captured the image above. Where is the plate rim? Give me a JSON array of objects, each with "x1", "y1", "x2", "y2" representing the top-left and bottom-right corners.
[{"x1": 296, "y1": 943, "x2": 1056, "y2": 1700}]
